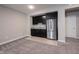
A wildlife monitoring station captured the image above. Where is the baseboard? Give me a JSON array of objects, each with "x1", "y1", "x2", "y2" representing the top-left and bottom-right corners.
[
  {"x1": 58, "y1": 40, "x2": 65, "y2": 43},
  {"x1": 0, "y1": 35, "x2": 30, "y2": 45},
  {"x1": 76, "y1": 37, "x2": 79, "y2": 39}
]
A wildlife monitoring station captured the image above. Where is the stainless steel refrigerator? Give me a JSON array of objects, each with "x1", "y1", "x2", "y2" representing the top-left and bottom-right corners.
[{"x1": 47, "y1": 19, "x2": 56, "y2": 39}]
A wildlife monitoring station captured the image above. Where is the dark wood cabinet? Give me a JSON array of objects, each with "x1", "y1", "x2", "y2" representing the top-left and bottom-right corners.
[
  {"x1": 31, "y1": 29, "x2": 47, "y2": 38},
  {"x1": 32, "y1": 15, "x2": 46, "y2": 25},
  {"x1": 31, "y1": 11, "x2": 58, "y2": 40}
]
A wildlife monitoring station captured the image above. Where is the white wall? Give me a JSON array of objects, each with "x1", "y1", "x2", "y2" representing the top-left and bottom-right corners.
[
  {"x1": 58, "y1": 8, "x2": 65, "y2": 42},
  {"x1": 0, "y1": 6, "x2": 30, "y2": 44}
]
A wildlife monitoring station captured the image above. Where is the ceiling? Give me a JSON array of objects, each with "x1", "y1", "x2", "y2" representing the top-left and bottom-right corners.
[{"x1": 2, "y1": 4, "x2": 64, "y2": 14}]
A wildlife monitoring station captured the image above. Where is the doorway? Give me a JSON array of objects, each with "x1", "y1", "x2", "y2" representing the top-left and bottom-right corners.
[{"x1": 65, "y1": 7, "x2": 79, "y2": 42}]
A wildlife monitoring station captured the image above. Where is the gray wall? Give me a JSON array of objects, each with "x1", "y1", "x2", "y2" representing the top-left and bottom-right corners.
[
  {"x1": 76, "y1": 15, "x2": 79, "y2": 39},
  {"x1": 0, "y1": 6, "x2": 30, "y2": 44}
]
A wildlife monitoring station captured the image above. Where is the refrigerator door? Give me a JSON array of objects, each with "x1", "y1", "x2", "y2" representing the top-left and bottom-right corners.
[{"x1": 47, "y1": 19, "x2": 56, "y2": 39}]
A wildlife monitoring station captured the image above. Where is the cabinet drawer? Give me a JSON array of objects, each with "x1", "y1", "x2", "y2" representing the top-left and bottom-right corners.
[{"x1": 31, "y1": 29, "x2": 47, "y2": 38}]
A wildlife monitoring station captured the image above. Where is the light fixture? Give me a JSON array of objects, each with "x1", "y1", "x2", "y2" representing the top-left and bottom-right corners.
[
  {"x1": 27, "y1": 5, "x2": 35, "y2": 10},
  {"x1": 42, "y1": 16, "x2": 46, "y2": 19}
]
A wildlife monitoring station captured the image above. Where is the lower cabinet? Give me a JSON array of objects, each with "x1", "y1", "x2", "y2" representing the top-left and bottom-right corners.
[{"x1": 31, "y1": 29, "x2": 47, "y2": 38}]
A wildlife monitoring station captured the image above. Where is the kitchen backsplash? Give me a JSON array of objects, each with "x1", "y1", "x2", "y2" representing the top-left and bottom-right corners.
[{"x1": 31, "y1": 23, "x2": 46, "y2": 29}]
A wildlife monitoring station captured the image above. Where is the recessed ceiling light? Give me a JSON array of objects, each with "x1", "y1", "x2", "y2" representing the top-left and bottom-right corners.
[
  {"x1": 27, "y1": 5, "x2": 35, "y2": 10},
  {"x1": 42, "y1": 16, "x2": 46, "y2": 19}
]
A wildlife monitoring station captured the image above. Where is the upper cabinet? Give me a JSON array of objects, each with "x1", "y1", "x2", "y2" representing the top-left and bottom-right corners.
[
  {"x1": 46, "y1": 12, "x2": 58, "y2": 19},
  {"x1": 32, "y1": 15, "x2": 46, "y2": 25},
  {"x1": 31, "y1": 12, "x2": 58, "y2": 30},
  {"x1": 32, "y1": 12, "x2": 58, "y2": 25}
]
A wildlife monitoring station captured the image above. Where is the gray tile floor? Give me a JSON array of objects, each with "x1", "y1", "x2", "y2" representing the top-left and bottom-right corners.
[{"x1": 0, "y1": 37, "x2": 79, "y2": 54}]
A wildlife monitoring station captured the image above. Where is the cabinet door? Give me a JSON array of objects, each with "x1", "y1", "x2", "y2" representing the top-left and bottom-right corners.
[
  {"x1": 31, "y1": 29, "x2": 47, "y2": 38},
  {"x1": 39, "y1": 29, "x2": 46, "y2": 38}
]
